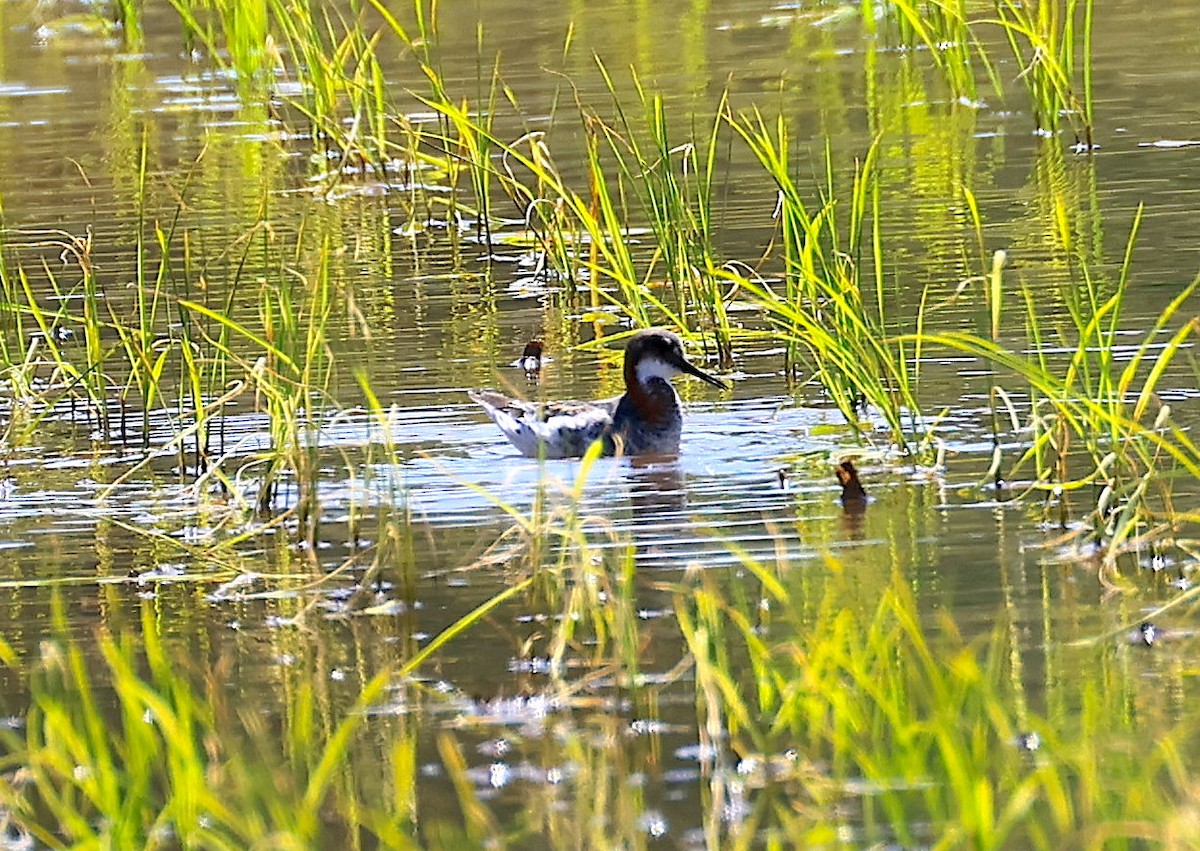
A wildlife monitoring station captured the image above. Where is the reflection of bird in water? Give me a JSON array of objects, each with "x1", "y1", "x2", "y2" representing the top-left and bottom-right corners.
[
  {"x1": 627, "y1": 458, "x2": 688, "y2": 517},
  {"x1": 621, "y1": 460, "x2": 695, "y2": 572},
  {"x1": 471, "y1": 329, "x2": 728, "y2": 459}
]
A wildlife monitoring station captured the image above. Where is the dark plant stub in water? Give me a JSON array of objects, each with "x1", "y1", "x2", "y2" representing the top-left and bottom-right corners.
[{"x1": 836, "y1": 460, "x2": 868, "y2": 508}]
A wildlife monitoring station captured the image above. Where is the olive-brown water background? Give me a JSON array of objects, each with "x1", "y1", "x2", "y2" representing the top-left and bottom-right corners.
[{"x1": 2, "y1": 0, "x2": 1200, "y2": 845}]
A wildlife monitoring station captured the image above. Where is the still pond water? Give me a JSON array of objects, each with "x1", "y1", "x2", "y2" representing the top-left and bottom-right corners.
[{"x1": 2, "y1": 0, "x2": 1200, "y2": 846}]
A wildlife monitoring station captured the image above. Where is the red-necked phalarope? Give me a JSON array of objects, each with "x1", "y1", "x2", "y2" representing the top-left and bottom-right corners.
[{"x1": 470, "y1": 328, "x2": 728, "y2": 458}]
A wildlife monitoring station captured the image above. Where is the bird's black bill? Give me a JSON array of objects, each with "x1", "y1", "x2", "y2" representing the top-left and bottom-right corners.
[{"x1": 680, "y1": 358, "x2": 730, "y2": 390}]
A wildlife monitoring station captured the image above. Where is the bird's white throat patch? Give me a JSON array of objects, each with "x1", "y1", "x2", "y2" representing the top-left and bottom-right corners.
[{"x1": 635, "y1": 355, "x2": 681, "y2": 386}]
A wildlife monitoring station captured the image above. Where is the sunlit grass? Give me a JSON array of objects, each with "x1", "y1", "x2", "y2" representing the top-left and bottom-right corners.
[
  {"x1": 912, "y1": 201, "x2": 1200, "y2": 571},
  {"x1": 0, "y1": 0, "x2": 1185, "y2": 544},
  {"x1": 726, "y1": 114, "x2": 929, "y2": 452},
  {"x1": 992, "y1": 0, "x2": 1095, "y2": 147},
  {"x1": 678, "y1": 556, "x2": 1198, "y2": 848},
  {"x1": 879, "y1": 0, "x2": 999, "y2": 101},
  {"x1": 877, "y1": 0, "x2": 1094, "y2": 146},
  {"x1": 0, "y1": 1, "x2": 1197, "y2": 849},
  {"x1": 3, "y1": 510, "x2": 1198, "y2": 847}
]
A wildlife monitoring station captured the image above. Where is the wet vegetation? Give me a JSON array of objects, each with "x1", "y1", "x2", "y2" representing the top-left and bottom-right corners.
[{"x1": 1, "y1": 0, "x2": 1199, "y2": 847}]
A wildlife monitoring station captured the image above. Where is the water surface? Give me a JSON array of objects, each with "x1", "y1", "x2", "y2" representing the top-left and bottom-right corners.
[{"x1": 2, "y1": 0, "x2": 1200, "y2": 845}]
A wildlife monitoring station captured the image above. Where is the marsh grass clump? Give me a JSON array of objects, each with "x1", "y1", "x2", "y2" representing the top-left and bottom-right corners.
[
  {"x1": 0, "y1": 463, "x2": 653, "y2": 848},
  {"x1": 915, "y1": 205, "x2": 1200, "y2": 571},
  {"x1": 0, "y1": 599, "x2": 404, "y2": 849},
  {"x1": 876, "y1": 0, "x2": 1094, "y2": 147},
  {"x1": 0, "y1": 226, "x2": 139, "y2": 445},
  {"x1": 992, "y1": 0, "x2": 1095, "y2": 147},
  {"x1": 725, "y1": 119, "x2": 927, "y2": 452},
  {"x1": 266, "y1": 0, "x2": 393, "y2": 168},
  {"x1": 0, "y1": 185, "x2": 347, "y2": 543},
  {"x1": 169, "y1": 226, "x2": 342, "y2": 542},
  {"x1": 678, "y1": 560, "x2": 1200, "y2": 847},
  {"x1": 589, "y1": 68, "x2": 736, "y2": 365},
  {"x1": 0, "y1": 142, "x2": 236, "y2": 464},
  {"x1": 878, "y1": 0, "x2": 997, "y2": 102}
]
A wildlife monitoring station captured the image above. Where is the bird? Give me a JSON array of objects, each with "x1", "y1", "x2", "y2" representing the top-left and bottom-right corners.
[
  {"x1": 469, "y1": 328, "x2": 728, "y2": 459},
  {"x1": 512, "y1": 339, "x2": 544, "y2": 380}
]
